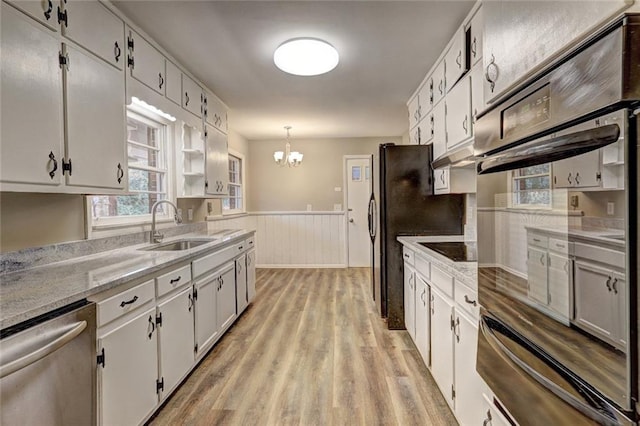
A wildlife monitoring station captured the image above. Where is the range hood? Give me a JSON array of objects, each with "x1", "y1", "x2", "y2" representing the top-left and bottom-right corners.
[{"x1": 431, "y1": 144, "x2": 475, "y2": 169}]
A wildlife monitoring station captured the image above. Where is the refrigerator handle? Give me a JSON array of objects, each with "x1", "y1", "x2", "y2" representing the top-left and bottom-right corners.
[{"x1": 371, "y1": 197, "x2": 377, "y2": 239}]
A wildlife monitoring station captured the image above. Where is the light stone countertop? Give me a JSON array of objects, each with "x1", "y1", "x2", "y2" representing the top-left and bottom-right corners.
[
  {"x1": 0, "y1": 229, "x2": 254, "y2": 330},
  {"x1": 524, "y1": 225, "x2": 625, "y2": 249},
  {"x1": 396, "y1": 236, "x2": 477, "y2": 287}
]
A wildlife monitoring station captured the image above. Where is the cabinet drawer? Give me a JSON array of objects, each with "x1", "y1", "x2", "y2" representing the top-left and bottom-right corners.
[
  {"x1": 574, "y1": 242, "x2": 625, "y2": 270},
  {"x1": 402, "y1": 247, "x2": 415, "y2": 266},
  {"x1": 415, "y1": 254, "x2": 430, "y2": 281},
  {"x1": 156, "y1": 264, "x2": 192, "y2": 297},
  {"x1": 431, "y1": 264, "x2": 454, "y2": 297},
  {"x1": 548, "y1": 238, "x2": 570, "y2": 255},
  {"x1": 246, "y1": 236, "x2": 255, "y2": 250},
  {"x1": 455, "y1": 281, "x2": 479, "y2": 319},
  {"x1": 192, "y1": 243, "x2": 243, "y2": 278},
  {"x1": 97, "y1": 280, "x2": 154, "y2": 326},
  {"x1": 527, "y1": 233, "x2": 548, "y2": 249}
]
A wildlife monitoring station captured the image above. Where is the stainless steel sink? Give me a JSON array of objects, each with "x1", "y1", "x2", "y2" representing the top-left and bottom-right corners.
[{"x1": 141, "y1": 238, "x2": 215, "y2": 251}]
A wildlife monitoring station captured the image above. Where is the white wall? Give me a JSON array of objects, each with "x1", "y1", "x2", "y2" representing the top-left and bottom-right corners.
[{"x1": 208, "y1": 211, "x2": 347, "y2": 267}]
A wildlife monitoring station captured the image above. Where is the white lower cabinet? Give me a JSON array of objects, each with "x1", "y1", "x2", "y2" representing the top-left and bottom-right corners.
[
  {"x1": 404, "y1": 262, "x2": 416, "y2": 340},
  {"x1": 414, "y1": 275, "x2": 431, "y2": 367},
  {"x1": 194, "y1": 270, "x2": 219, "y2": 356},
  {"x1": 236, "y1": 254, "x2": 248, "y2": 314},
  {"x1": 430, "y1": 285, "x2": 455, "y2": 408},
  {"x1": 98, "y1": 307, "x2": 159, "y2": 426},
  {"x1": 247, "y1": 249, "x2": 257, "y2": 303},
  {"x1": 157, "y1": 287, "x2": 195, "y2": 400},
  {"x1": 453, "y1": 309, "x2": 485, "y2": 426},
  {"x1": 216, "y1": 263, "x2": 237, "y2": 332}
]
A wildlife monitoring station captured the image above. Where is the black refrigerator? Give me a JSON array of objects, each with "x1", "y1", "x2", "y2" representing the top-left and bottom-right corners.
[{"x1": 368, "y1": 144, "x2": 465, "y2": 329}]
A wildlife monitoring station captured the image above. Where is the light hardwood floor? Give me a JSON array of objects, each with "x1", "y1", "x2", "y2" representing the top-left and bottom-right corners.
[{"x1": 148, "y1": 268, "x2": 457, "y2": 426}]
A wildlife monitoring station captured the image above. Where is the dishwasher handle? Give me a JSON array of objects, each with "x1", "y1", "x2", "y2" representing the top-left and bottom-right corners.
[{"x1": 0, "y1": 320, "x2": 87, "y2": 378}]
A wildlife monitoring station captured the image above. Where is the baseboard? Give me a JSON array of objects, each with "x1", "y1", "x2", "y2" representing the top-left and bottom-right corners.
[{"x1": 255, "y1": 264, "x2": 347, "y2": 269}]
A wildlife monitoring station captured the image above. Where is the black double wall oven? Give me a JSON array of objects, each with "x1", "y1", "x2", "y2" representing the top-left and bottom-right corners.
[{"x1": 475, "y1": 15, "x2": 640, "y2": 425}]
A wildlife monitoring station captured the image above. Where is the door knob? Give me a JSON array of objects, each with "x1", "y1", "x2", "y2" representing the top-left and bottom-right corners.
[{"x1": 349, "y1": 218, "x2": 354, "y2": 223}]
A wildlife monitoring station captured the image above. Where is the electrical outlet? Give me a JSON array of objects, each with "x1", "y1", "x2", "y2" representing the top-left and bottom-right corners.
[
  {"x1": 334, "y1": 187, "x2": 342, "y2": 192},
  {"x1": 570, "y1": 195, "x2": 579, "y2": 208},
  {"x1": 607, "y1": 202, "x2": 615, "y2": 215},
  {"x1": 334, "y1": 204, "x2": 342, "y2": 211}
]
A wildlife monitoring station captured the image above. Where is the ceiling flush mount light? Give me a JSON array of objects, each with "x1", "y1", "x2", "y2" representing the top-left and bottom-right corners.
[
  {"x1": 274, "y1": 126, "x2": 303, "y2": 167},
  {"x1": 273, "y1": 38, "x2": 339, "y2": 76}
]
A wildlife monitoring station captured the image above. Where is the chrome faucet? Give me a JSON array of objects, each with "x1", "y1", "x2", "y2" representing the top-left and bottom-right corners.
[{"x1": 150, "y1": 200, "x2": 183, "y2": 243}]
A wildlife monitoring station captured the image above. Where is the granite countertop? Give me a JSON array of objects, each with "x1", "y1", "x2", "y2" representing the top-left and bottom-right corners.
[
  {"x1": 524, "y1": 225, "x2": 625, "y2": 249},
  {"x1": 396, "y1": 236, "x2": 477, "y2": 285},
  {"x1": 0, "y1": 229, "x2": 254, "y2": 330}
]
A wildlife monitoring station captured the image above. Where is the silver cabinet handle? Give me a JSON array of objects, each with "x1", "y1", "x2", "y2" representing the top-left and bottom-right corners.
[
  {"x1": 540, "y1": 254, "x2": 545, "y2": 265},
  {"x1": 455, "y1": 50, "x2": 462, "y2": 68},
  {"x1": 611, "y1": 278, "x2": 618, "y2": 294},
  {"x1": 575, "y1": 172, "x2": 581, "y2": 185},
  {"x1": 462, "y1": 116, "x2": 468, "y2": 133},
  {"x1": 567, "y1": 172, "x2": 573, "y2": 185},
  {"x1": 485, "y1": 54, "x2": 497, "y2": 93},
  {"x1": 606, "y1": 276, "x2": 612, "y2": 292},
  {"x1": 464, "y1": 295, "x2": 477, "y2": 306},
  {"x1": 482, "y1": 409, "x2": 492, "y2": 426},
  {"x1": 0, "y1": 321, "x2": 87, "y2": 378},
  {"x1": 471, "y1": 37, "x2": 477, "y2": 58}
]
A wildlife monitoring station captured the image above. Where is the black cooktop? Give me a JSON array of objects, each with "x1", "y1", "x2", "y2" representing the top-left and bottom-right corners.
[{"x1": 418, "y1": 241, "x2": 477, "y2": 262}]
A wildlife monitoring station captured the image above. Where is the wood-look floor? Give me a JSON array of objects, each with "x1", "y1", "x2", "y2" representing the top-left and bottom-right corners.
[{"x1": 148, "y1": 268, "x2": 456, "y2": 426}]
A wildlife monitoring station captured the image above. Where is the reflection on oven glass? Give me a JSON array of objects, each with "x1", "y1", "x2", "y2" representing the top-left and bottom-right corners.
[{"x1": 476, "y1": 141, "x2": 628, "y2": 409}]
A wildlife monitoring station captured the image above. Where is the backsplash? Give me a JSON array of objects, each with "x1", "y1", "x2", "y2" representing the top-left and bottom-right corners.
[
  {"x1": 0, "y1": 223, "x2": 207, "y2": 274},
  {"x1": 464, "y1": 193, "x2": 477, "y2": 241},
  {"x1": 581, "y1": 216, "x2": 625, "y2": 230}
]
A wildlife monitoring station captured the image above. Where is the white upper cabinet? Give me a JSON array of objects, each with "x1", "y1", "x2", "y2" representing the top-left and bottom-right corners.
[
  {"x1": 62, "y1": 0, "x2": 125, "y2": 70},
  {"x1": 64, "y1": 43, "x2": 126, "y2": 190},
  {"x1": 445, "y1": 75, "x2": 472, "y2": 150},
  {"x1": 552, "y1": 150, "x2": 601, "y2": 189},
  {"x1": 128, "y1": 28, "x2": 165, "y2": 95},
  {"x1": 483, "y1": 0, "x2": 630, "y2": 104},
  {"x1": 182, "y1": 73, "x2": 203, "y2": 118},
  {"x1": 432, "y1": 59, "x2": 446, "y2": 106},
  {"x1": 469, "y1": 6, "x2": 483, "y2": 66},
  {"x1": 432, "y1": 100, "x2": 447, "y2": 160},
  {"x1": 470, "y1": 62, "x2": 484, "y2": 124},
  {"x1": 1, "y1": 3, "x2": 64, "y2": 187},
  {"x1": 444, "y1": 26, "x2": 467, "y2": 92},
  {"x1": 165, "y1": 60, "x2": 182, "y2": 106},
  {"x1": 408, "y1": 94, "x2": 420, "y2": 130},
  {"x1": 5, "y1": 0, "x2": 59, "y2": 30},
  {"x1": 205, "y1": 125, "x2": 229, "y2": 196},
  {"x1": 204, "y1": 91, "x2": 228, "y2": 134}
]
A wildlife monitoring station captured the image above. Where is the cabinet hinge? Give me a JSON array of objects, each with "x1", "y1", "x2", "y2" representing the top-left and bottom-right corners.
[
  {"x1": 450, "y1": 314, "x2": 455, "y2": 330},
  {"x1": 62, "y1": 158, "x2": 72, "y2": 176},
  {"x1": 193, "y1": 288, "x2": 198, "y2": 300},
  {"x1": 127, "y1": 36, "x2": 134, "y2": 51},
  {"x1": 156, "y1": 312, "x2": 163, "y2": 327},
  {"x1": 596, "y1": 172, "x2": 602, "y2": 181},
  {"x1": 57, "y1": 7, "x2": 68, "y2": 27},
  {"x1": 156, "y1": 378, "x2": 164, "y2": 393},
  {"x1": 194, "y1": 343, "x2": 199, "y2": 353},
  {"x1": 58, "y1": 52, "x2": 69, "y2": 70},
  {"x1": 127, "y1": 55, "x2": 134, "y2": 69},
  {"x1": 97, "y1": 348, "x2": 105, "y2": 368},
  {"x1": 451, "y1": 384, "x2": 456, "y2": 400}
]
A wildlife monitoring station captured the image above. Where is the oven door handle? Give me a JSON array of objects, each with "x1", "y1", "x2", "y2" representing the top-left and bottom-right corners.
[
  {"x1": 480, "y1": 315, "x2": 621, "y2": 424},
  {"x1": 477, "y1": 124, "x2": 620, "y2": 175},
  {"x1": 0, "y1": 320, "x2": 87, "y2": 378}
]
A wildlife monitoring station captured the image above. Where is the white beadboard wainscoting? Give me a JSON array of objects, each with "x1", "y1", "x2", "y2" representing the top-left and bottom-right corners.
[
  {"x1": 477, "y1": 208, "x2": 582, "y2": 277},
  {"x1": 208, "y1": 212, "x2": 347, "y2": 268}
]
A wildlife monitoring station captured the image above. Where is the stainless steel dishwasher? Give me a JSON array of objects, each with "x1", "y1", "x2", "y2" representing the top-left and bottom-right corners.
[{"x1": 0, "y1": 301, "x2": 96, "y2": 425}]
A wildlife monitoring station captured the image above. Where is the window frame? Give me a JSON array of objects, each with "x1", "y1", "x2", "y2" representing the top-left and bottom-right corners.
[
  {"x1": 87, "y1": 104, "x2": 176, "y2": 234},
  {"x1": 510, "y1": 164, "x2": 552, "y2": 209},
  {"x1": 222, "y1": 149, "x2": 246, "y2": 215}
]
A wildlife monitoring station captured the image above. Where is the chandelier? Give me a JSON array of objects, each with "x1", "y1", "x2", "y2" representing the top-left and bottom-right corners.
[{"x1": 273, "y1": 126, "x2": 303, "y2": 167}]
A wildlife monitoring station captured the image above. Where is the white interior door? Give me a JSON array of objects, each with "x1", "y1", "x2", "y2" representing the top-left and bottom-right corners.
[{"x1": 345, "y1": 156, "x2": 371, "y2": 267}]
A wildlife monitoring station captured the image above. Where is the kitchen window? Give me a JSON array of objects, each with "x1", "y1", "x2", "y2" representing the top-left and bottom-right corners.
[
  {"x1": 223, "y1": 151, "x2": 244, "y2": 214},
  {"x1": 89, "y1": 108, "x2": 174, "y2": 229},
  {"x1": 512, "y1": 164, "x2": 551, "y2": 207}
]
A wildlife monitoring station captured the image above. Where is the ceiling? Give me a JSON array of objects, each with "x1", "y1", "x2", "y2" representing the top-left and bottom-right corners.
[{"x1": 113, "y1": 1, "x2": 475, "y2": 140}]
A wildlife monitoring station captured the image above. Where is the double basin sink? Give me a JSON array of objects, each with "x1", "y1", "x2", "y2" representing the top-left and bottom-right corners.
[{"x1": 140, "y1": 230, "x2": 239, "y2": 252}]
